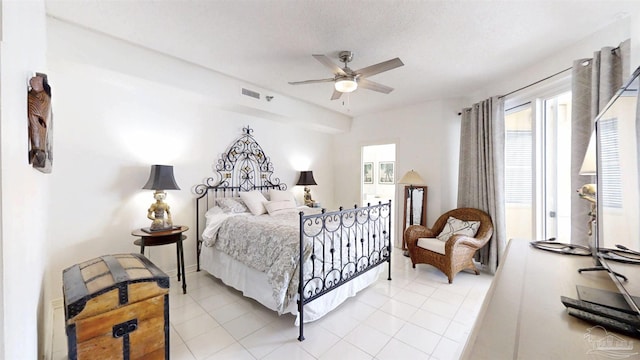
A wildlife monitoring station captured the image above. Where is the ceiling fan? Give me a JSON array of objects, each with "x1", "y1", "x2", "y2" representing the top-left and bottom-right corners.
[{"x1": 288, "y1": 51, "x2": 404, "y2": 100}]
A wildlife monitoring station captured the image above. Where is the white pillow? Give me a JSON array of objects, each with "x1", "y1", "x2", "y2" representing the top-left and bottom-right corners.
[
  {"x1": 269, "y1": 190, "x2": 296, "y2": 203},
  {"x1": 216, "y1": 197, "x2": 249, "y2": 213},
  {"x1": 436, "y1": 216, "x2": 480, "y2": 242},
  {"x1": 239, "y1": 191, "x2": 268, "y2": 215},
  {"x1": 264, "y1": 200, "x2": 297, "y2": 215},
  {"x1": 204, "y1": 206, "x2": 223, "y2": 219}
]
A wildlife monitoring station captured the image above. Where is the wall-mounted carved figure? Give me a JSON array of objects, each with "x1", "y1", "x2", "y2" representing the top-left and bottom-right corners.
[{"x1": 27, "y1": 73, "x2": 53, "y2": 173}]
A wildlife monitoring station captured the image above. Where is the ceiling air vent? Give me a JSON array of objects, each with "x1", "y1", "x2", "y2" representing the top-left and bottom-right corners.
[{"x1": 241, "y1": 88, "x2": 260, "y2": 100}]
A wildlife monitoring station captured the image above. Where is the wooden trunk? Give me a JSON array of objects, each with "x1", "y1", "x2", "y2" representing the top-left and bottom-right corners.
[{"x1": 63, "y1": 253, "x2": 170, "y2": 360}]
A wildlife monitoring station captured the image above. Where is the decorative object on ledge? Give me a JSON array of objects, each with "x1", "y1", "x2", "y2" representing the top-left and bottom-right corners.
[
  {"x1": 529, "y1": 240, "x2": 591, "y2": 256},
  {"x1": 143, "y1": 165, "x2": 180, "y2": 232},
  {"x1": 399, "y1": 170, "x2": 427, "y2": 256},
  {"x1": 578, "y1": 131, "x2": 597, "y2": 236},
  {"x1": 297, "y1": 171, "x2": 317, "y2": 207},
  {"x1": 194, "y1": 126, "x2": 286, "y2": 197}
]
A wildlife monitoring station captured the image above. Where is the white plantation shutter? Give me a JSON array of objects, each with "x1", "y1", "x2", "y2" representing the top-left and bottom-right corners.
[
  {"x1": 599, "y1": 118, "x2": 622, "y2": 208},
  {"x1": 505, "y1": 130, "x2": 532, "y2": 204}
]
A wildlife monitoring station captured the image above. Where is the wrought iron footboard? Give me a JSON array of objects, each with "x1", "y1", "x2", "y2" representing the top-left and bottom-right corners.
[{"x1": 297, "y1": 200, "x2": 392, "y2": 341}]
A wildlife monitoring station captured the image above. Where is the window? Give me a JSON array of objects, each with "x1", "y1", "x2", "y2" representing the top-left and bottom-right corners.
[
  {"x1": 504, "y1": 86, "x2": 572, "y2": 241},
  {"x1": 505, "y1": 105, "x2": 533, "y2": 241}
]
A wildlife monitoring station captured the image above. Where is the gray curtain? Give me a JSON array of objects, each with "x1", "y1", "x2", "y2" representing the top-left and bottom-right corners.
[
  {"x1": 571, "y1": 39, "x2": 630, "y2": 246},
  {"x1": 458, "y1": 96, "x2": 506, "y2": 274}
]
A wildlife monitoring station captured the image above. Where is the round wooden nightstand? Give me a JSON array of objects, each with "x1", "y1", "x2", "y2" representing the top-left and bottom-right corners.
[{"x1": 131, "y1": 225, "x2": 188, "y2": 294}]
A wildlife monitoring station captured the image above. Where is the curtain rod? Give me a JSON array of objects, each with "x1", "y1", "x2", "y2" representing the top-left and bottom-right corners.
[
  {"x1": 458, "y1": 45, "x2": 620, "y2": 116},
  {"x1": 498, "y1": 45, "x2": 620, "y2": 99},
  {"x1": 498, "y1": 66, "x2": 572, "y2": 99},
  {"x1": 458, "y1": 46, "x2": 621, "y2": 115},
  {"x1": 498, "y1": 46, "x2": 620, "y2": 100},
  {"x1": 457, "y1": 66, "x2": 572, "y2": 115}
]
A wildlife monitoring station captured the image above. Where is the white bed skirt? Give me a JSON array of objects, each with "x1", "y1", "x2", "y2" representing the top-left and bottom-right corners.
[{"x1": 200, "y1": 244, "x2": 384, "y2": 325}]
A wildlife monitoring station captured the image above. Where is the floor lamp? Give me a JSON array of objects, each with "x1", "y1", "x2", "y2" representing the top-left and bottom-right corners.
[{"x1": 399, "y1": 170, "x2": 425, "y2": 256}]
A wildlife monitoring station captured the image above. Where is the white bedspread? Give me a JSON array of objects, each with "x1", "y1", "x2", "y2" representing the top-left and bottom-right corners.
[{"x1": 202, "y1": 207, "x2": 321, "y2": 313}]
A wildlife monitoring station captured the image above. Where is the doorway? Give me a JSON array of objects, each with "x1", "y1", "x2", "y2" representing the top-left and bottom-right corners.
[{"x1": 361, "y1": 143, "x2": 396, "y2": 243}]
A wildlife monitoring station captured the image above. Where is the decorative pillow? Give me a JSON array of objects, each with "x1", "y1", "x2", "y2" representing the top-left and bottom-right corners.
[
  {"x1": 436, "y1": 216, "x2": 480, "y2": 242},
  {"x1": 216, "y1": 197, "x2": 249, "y2": 213},
  {"x1": 264, "y1": 200, "x2": 297, "y2": 215},
  {"x1": 239, "y1": 190, "x2": 268, "y2": 215},
  {"x1": 269, "y1": 189, "x2": 296, "y2": 204}
]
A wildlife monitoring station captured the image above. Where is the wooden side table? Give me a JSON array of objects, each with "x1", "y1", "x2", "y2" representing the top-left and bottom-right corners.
[{"x1": 131, "y1": 225, "x2": 188, "y2": 294}]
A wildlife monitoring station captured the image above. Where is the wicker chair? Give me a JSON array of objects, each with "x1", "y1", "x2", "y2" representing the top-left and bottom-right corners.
[{"x1": 404, "y1": 208, "x2": 493, "y2": 283}]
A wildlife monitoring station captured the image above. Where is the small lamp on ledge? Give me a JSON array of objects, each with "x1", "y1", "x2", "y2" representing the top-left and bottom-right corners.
[
  {"x1": 142, "y1": 165, "x2": 180, "y2": 232},
  {"x1": 297, "y1": 171, "x2": 317, "y2": 207},
  {"x1": 399, "y1": 169, "x2": 426, "y2": 256},
  {"x1": 578, "y1": 132, "x2": 597, "y2": 235}
]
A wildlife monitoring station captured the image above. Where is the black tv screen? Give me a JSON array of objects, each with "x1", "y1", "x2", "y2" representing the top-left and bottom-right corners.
[
  {"x1": 595, "y1": 65, "x2": 640, "y2": 312},
  {"x1": 596, "y1": 68, "x2": 640, "y2": 261}
]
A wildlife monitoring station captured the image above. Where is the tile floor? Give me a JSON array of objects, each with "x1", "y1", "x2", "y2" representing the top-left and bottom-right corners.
[{"x1": 51, "y1": 251, "x2": 493, "y2": 359}]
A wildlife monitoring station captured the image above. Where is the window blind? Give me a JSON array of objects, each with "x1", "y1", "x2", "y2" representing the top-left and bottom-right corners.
[
  {"x1": 599, "y1": 118, "x2": 622, "y2": 208},
  {"x1": 506, "y1": 130, "x2": 532, "y2": 204}
]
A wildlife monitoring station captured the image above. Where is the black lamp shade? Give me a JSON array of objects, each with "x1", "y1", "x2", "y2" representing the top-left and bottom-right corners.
[
  {"x1": 296, "y1": 171, "x2": 317, "y2": 186},
  {"x1": 142, "y1": 165, "x2": 180, "y2": 190}
]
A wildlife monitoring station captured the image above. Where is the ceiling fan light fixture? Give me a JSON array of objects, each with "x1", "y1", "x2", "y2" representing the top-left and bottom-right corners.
[{"x1": 335, "y1": 76, "x2": 358, "y2": 93}]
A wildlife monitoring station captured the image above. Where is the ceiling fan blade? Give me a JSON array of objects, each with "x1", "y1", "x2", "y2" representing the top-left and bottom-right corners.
[
  {"x1": 313, "y1": 54, "x2": 347, "y2": 76},
  {"x1": 358, "y1": 78, "x2": 394, "y2": 94},
  {"x1": 330, "y1": 90, "x2": 343, "y2": 100},
  {"x1": 355, "y1": 58, "x2": 404, "y2": 78},
  {"x1": 288, "y1": 78, "x2": 335, "y2": 85}
]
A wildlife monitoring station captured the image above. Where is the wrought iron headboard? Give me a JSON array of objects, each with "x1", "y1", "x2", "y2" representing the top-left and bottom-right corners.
[
  {"x1": 194, "y1": 126, "x2": 287, "y2": 269},
  {"x1": 195, "y1": 126, "x2": 286, "y2": 195}
]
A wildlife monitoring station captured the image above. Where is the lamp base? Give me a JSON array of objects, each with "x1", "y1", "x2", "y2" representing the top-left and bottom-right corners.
[
  {"x1": 303, "y1": 186, "x2": 315, "y2": 207},
  {"x1": 141, "y1": 226, "x2": 180, "y2": 234},
  {"x1": 147, "y1": 190, "x2": 174, "y2": 232}
]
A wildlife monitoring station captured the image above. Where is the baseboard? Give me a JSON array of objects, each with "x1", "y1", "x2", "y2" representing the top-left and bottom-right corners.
[
  {"x1": 44, "y1": 297, "x2": 63, "y2": 360},
  {"x1": 51, "y1": 297, "x2": 63, "y2": 310},
  {"x1": 164, "y1": 263, "x2": 198, "y2": 278}
]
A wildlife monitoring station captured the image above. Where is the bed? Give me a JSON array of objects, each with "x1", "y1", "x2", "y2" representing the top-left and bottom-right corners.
[{"x1": 194, "y1": 127, "x2": 391, "y2": 341}]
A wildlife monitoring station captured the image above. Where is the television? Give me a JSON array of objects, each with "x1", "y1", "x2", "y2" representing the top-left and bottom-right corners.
[{"x1": 591, "y1": 65, "x2": 640, "y2": 314}]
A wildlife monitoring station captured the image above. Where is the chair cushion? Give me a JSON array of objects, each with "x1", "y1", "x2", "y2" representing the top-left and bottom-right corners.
[
  {"x1": 417, "y1": 237, "x2": 446, "y2": 255},
  {"x1": 436, "y1": 216, "x2": 480, "y2": 242}
]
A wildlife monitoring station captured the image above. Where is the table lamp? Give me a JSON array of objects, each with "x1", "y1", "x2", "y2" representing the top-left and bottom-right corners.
[
  {"x1": 578, "y1": 132, "x2": 596, "y2": 235},
  {"x1": 297, "y1": 171, "x2": 317, "y2": 207},
  {"x1": 142, "y1": 165, "x2": 180, "y2": 231}
]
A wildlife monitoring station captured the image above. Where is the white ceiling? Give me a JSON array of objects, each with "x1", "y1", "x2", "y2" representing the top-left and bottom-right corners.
[{"x1": 46, "y1": 0, "x2": 640, "y2": 118}]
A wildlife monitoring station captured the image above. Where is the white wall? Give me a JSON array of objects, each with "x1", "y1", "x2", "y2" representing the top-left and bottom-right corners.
[
  {"x1": 333, "y1": 98, "x2": 463, "y2": 245},
  {"x1": 44, "y1": 17, "x2": 348, "y2": 321},
  {"x1": 632, "y1": 10, "x2": 640, "y2": 67},
  {"x1": 0, "y1": 1, "x2": 50, "y2": 359}
]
